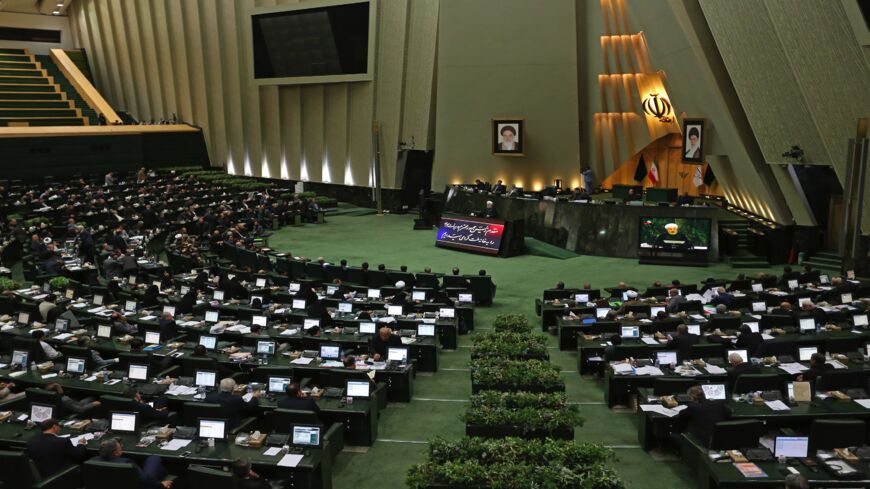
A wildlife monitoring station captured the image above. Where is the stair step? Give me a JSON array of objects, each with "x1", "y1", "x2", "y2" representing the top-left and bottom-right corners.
[
  {"x1": 802, "y1": 260, "x2": 840, "y2": 271},
  {"x1": 814, "y1": 252, "x2": 842, "y2": 260},
  {"x1": 806, "y1": 257, "x2": 842, "y2": 266}
]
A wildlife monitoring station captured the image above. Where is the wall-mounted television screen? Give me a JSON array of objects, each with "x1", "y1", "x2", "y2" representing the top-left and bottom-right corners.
[
  {"x1": 639, "y1": 217, "x2": 710, "y2": 251},
  {"x1": 251, "y1": 0, "x2": 374, "y2": 85}
]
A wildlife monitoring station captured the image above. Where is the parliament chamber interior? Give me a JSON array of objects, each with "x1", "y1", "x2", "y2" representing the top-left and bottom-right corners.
[{"x1": 0, "y1": 0, "x2": 868, "y2": 488}]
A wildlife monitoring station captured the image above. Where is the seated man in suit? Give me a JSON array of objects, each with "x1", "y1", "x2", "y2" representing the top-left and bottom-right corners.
[
  {"x1": 675, "y1": 386, "x2": 730, "y2": 448},
  {"x1": 726, "y1": 352, "x2": 760, "y2": 389},
  {"x1": 665, "y1": 324, "x2": 699, "y2": 362},
  {"x1": 232, "y1": 457, "x2": 271, "y2": 489},
  {"x1": 27, "y1": 418, "x2": 88, "y2": 479},
  {"x1": 665, "y1": 288, "x2": 686, "y2": 313},
  {"x1": 710, "y1": 287, "x2": 734, "y2": 308},
  {"x1": 797, "y1": 353, "x2": 833, "y2": 384},
  {"x1": 370, "y1": 326, "x2": 402, "y2": 362},
  {"x1": 122, "y1": 386, "x2": 170, "y2": 422},
  {"x1": 158, "y1": 311, "x2": 179, "y2": 342},
  {"x1": 734, "y1": 324, "x2": 764, "y2": 357},
  {"x1": 770, "y1": 301, "x2": 795, "y2": 317},
  {"x1": 277, "y1": 382, "x2": 321, "y2": 416},
  {"x1": 204, "y1": 378, "x2": 261, "y2": 429},
  {"x1": 95, "y1": 438, "x2": 173, "y2": 489}
]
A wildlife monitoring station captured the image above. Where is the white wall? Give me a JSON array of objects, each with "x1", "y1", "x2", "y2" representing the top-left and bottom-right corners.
[{"x1": 0, "y1": 11, "x2": 73, "y2": 54}]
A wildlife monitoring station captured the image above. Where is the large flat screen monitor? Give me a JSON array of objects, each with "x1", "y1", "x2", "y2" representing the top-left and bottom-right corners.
[
  {"x1": 251, "y1": 0, "x2": 375, "y2": 85},
  {"x1": 638, "y1": 217, "x2": 711, "y2": 252}
]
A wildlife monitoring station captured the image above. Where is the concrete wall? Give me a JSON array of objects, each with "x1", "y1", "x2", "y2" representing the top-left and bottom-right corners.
[
  {"x1": 0, "y1": 11, "x2": 74, "y2": 54},
  {"x1": 432, "y1": 0, "x2": 581, "y2": 190}
]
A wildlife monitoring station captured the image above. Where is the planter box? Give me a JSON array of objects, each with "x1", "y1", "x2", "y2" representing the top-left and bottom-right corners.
[
  {"x1": 470, "y1": 382, "x2": 565, "y2": 394},
  {"x1": 465, "y1": 423, "x2": 574, "y2": 440}
]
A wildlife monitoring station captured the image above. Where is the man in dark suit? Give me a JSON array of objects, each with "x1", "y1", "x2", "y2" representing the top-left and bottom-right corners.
[
  {"x1": 94, "y1": 439, "x2": 172, "y2": 489},
  {"x1": 666, "y1": 288, "x2": 686, "y2": 313},
  {"x1": 26, "y1": 418, "x2": 88, "y2": 478},
  {"x1": 277, "y1": 383, "x2": 321, "y2": 416},
  {"x1": 204, "y1": 378, "x2": 260, "y2": 428},
  {"x1": 492, "y1": 180, "x2": 507, "y2": 195},
  {"x1": 158, "y1": 311, "x2": 179, "y2": 342},
  {"x1": 665, "y1": 324, "x2": 699, "y2": 362},
  {"x1": 370, "y1": 326, "x2": 403, "y2": 362},
  {"x1": 727, "y1": 352, "x2": 760, "y2": 390},
  {"x1": 123, "y1": 387, "x2": 171, "y2": 423},
  {"x1": 710, "y1": 287, "x2": 734, "y2": 308},
  {"x1": 770, "y1": 301, "x2": 795, "y2": 317},
  {"x1": 677, "y1": 386, "x2": 730, "y2": 447},
  {"x1": 734, "y1": 324, "x2": 764, "y2": 357}
]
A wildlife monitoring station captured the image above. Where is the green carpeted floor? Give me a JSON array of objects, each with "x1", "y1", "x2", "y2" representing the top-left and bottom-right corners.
[{"x1": 266, "y1": 205, "x2": 783, "y2": 489}]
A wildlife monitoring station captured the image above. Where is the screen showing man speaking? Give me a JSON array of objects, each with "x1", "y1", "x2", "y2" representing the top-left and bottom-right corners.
[{"x1": 638, "y1": 217, "x2": 710, "y2": 251}]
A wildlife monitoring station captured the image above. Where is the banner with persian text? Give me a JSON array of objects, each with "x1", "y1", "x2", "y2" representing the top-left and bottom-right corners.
[{"x1": 435, "y1": 216, "x2": 505, "y2": 255}]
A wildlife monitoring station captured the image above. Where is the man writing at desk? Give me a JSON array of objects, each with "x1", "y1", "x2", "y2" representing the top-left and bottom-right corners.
[
  {"x1": 371, "y1": 326, "x2": 402, "y2": 361},
  {"x1": 278, "y1": 382, "x2": 321, "y2": 417}
]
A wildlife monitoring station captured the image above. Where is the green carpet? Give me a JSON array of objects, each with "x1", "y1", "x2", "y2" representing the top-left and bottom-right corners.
[
  {"x1": 524, "y1": 237, "x2": 580, "y2": 259},
  {"x1": 265, "y1": 207, "x2": 784, "y2": 489}
]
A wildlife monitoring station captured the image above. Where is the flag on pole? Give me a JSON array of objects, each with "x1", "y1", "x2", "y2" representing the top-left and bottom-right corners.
[
  {"x1": 703, "y1": 164, "x2": 716, "y2": 185},
  {"x1": 633, "y1": 155, "x2": 647, "y2": 182},
  {"x1": 648, "y1": 159, "x2": 659, "y2": 185},
  {"x1": 692, "y1": 166, "x2": 703, "y2": 187}
]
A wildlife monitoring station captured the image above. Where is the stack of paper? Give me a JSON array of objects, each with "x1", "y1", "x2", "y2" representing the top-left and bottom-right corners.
[
  {"x1": 161, "y1": 439, "x2": 192, "y2": 451},
  {"x1": 705, "y1": 365, "x2": 727, "y2": 375},
  {"x1": 634, "y1": 366, "x2": 664, "y2": 376},
  {"x1": 764, "y1": 400, "x2": 790, "y2": 411},
  {"x1": 778, "y1": 363, "x2": 809, "y2": 375},
  {"x1": 166, "y1": 385, "x2": 198, "y2": 396}
]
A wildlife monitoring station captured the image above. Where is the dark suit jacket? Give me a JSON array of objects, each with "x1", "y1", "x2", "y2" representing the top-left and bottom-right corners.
[
  {"x1": 727, "y1": 361, "x2": 761, "y2": 389},
  {"x1": 370, "y1": 334, "x2": 403, "y2": 359},
  {"x1": 158, "y1": 319, "x2": 179, "y2": 342},
  {"x1": 27, "y1": 432, "x2": 87, "y2": 478},
  {"x1": 235, "y1": 476, "x2": 271, "y2": 489},
  {"x1": 666, "y1": 333, "x2": 699, "y2": 361},
  {"x1": 680, "y1": 400, "x2": 730, "y2": 447},
  {"x1": 735, "y1": 332, "x2": 764, "y2": 357},
  {"x1": 277, "y1": 396, "x2": 321, "y2": 415},
  {"x1": 204, "y1": 391, "x2": 258, "y2": 428}
]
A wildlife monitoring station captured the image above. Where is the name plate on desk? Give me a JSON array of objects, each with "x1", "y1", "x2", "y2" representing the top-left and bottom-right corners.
[{"x1": 436, "y1": 216, "x2": 504, "y2": 255}]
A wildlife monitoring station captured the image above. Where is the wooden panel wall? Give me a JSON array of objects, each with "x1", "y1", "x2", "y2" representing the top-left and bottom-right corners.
[{"x1": 66, "y1": 0, "x2": 439, "y2": 188}]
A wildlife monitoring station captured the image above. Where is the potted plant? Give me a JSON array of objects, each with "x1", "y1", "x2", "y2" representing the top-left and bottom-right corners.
[
  {"x1": 462, "y1": 391, "x2": 582, "y2": 439},
  {"x1": 48, "y1": 276, "x2": 70, "y2": 290},
  {"x1": 470, "y1": 358, "x2": 564, "y2": 393}
]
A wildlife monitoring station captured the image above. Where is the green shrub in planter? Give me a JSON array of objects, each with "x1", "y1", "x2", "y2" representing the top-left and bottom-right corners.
[
  {"x1": 48, "y1": 276, "x2": 70, "y2": 289},
  {"x1": 470, "y1": 331, "x2": 548, "y2": 358},
  {"x1": 0, "y1": 277, "x2": 19, "y2": 292},
  {"x1": 408, "y1": 437, "x2": 624, "y2": 489},
  {"x1": 470, "y1": 358, "x2": 562, "y2": 389},
  {"x1": 463, "y1": 391, "x2": 583, "y2": 432},
  {"x1": 491, "y1": 314, "x2": 532, "y2": 334}
]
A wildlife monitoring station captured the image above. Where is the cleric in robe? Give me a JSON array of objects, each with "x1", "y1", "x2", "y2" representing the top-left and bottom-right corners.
[{"x1": 653, "y1": 223, "x2": 693, "y2": 250}]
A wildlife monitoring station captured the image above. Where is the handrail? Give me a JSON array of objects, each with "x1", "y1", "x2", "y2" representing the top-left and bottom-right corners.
[{"x1": 49, "y1": 48, "x2": 121, "y2": 124}]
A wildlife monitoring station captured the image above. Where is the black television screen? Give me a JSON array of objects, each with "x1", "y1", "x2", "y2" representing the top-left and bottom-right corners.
[
  {"x1": 252, "y1": 1, "x2": 371, "y2": 80},
  {"x1": 639, "y1": 217, "x2": 711, "y2": 251}
]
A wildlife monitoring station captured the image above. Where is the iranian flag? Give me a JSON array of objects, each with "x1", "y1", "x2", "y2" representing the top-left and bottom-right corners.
[{"x1": 648, "y1": 159, "x2": 659, "y2": 185}]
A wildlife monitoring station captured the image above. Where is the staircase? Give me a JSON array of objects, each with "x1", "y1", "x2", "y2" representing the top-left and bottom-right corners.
[
  {"x1": 720, "y1": 220, "x2": 769, "y2": 268},
  {"x1": 0, "y1": 48, "x2": 88, "y2": 126},
  {"x1": 803, "y1": 251, "x2": 842, "y2": 274},
  {"x1": 36, "y1": 54, "x2": 98, "y2": 125}
]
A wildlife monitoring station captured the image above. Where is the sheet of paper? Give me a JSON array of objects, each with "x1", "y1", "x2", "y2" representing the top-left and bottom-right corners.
[
  {"x1": 167, "y1": 385, "x2": 198, "y2": 396},
  {"x1": 638, "y1": 404, "x2": 680, "y2": 417},
  {"x1": 641, "y1": 337, "x2": 659, "y2": 345},
  {"x1": 242, "y1": 392, "x2": 254, "y2": 402},
  {"x1": 70, "y1": 433, "x2": 95, "y2": 446},
  {"x1": 139, "y1": 315, "x2": 157, "y2": 321},
  {"x1": 778, "y1": 362, "x2": 809, "y2": 375},
  {"x1": 765, "y1": 400, "x2": 790, "y2": 411},
  {"x1": 277, "y1": 454, "x2": 303, "y2": 467},
  {"x1": 42, "y1": 373, "x2": 57, "y2": 379},
  {"x1": 705, "y1": 365, "x2": 727, "y2": 375},
  {"x1": 160, "y1": 439, "x2": 192, "y2": 451},
  {"x1": 104, "y1": 379, "x2": 121, "y2": 385},
  {"x1": 854, "y1": 399, "x2": 870, "y2": 409},
  {"x1": 635, "y1": 366, "x2": 665, "y2": 376},
  {"x1": 827, "y1": 360, "x2": 848, "y2": 370},
  {"x1": 291, "y1": 357, "x2": 314, "y2": 365},
  {"x1": 83, "y1": 375, "x2": 97, "y2": 382},
  {"x1": 263, "y1": 447, "x2": 282, "y2": 456},
  {"x1": 611, "y1": 363, "x2": 633, "y2": 374}
]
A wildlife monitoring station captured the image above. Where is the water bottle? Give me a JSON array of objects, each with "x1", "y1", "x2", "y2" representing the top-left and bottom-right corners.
[
  {"x1": 246, "y1": 384, "x2": 252, "y2": 395},
  {"x1": 29, "y1": 362, "x2": 37, "y2": 374}
]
